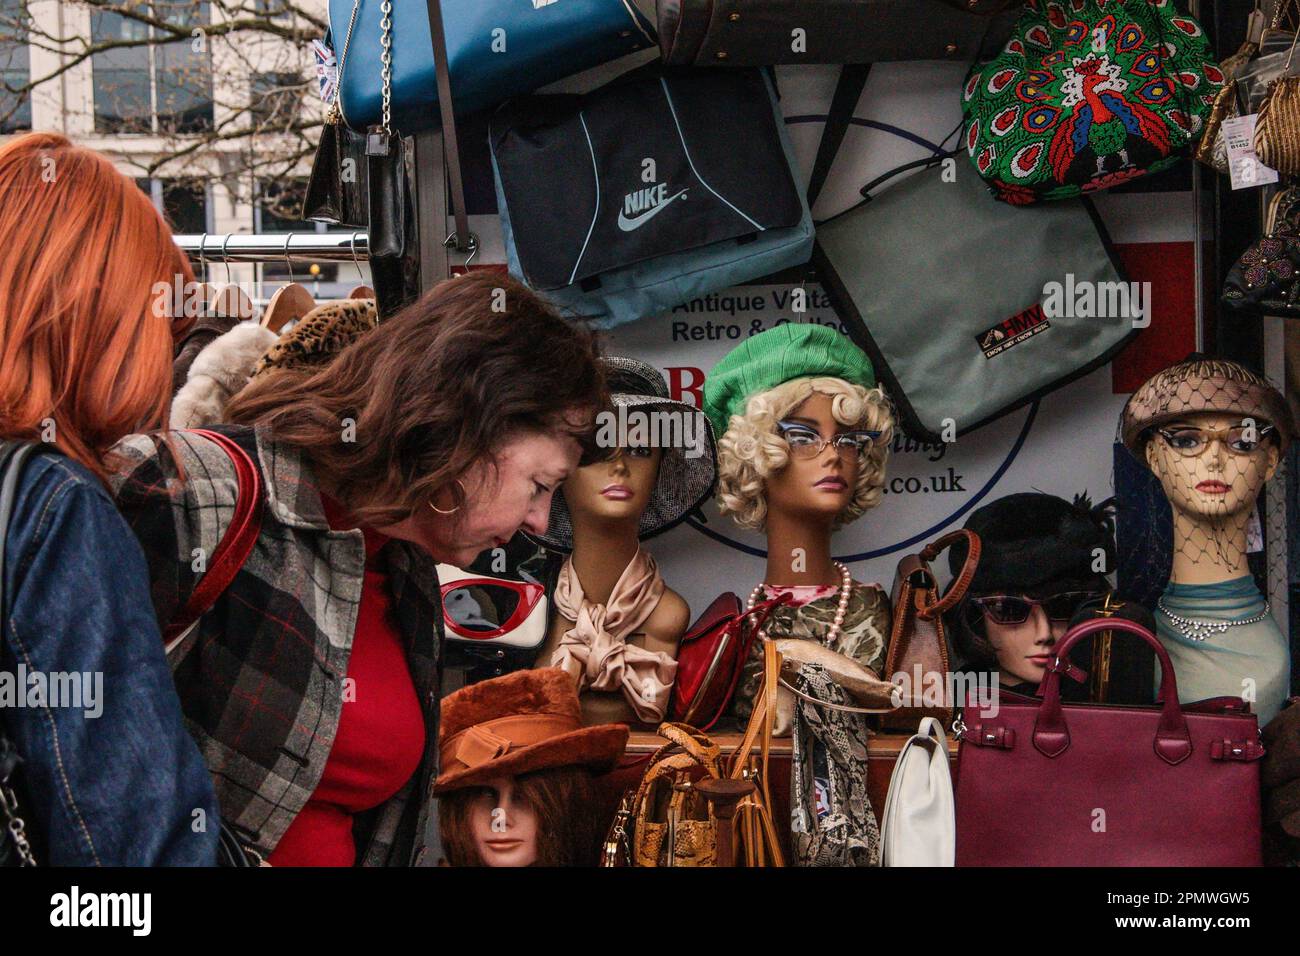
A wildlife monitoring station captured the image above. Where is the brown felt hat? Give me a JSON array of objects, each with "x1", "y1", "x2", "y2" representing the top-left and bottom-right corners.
[{"x1": 433, "y1": 668, "x2": 629, "y2": 794}]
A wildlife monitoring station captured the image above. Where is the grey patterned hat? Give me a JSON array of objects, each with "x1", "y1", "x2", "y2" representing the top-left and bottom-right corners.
[{"x1": 531, "y1": 356, "x2": 717, "y2": 552}]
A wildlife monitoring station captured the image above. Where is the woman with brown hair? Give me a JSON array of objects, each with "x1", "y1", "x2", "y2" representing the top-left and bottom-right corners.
[
  {"x1": 110, "y1": 272, "x2": 607, "y2": 866},
  {"x1": 0, "y1": 132, "x2": 218, "y2": 865}
]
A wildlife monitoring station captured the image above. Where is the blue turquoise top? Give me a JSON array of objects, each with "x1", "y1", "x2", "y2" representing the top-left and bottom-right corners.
[{"x1": 1154, "y1": 576, "x2": 1290, "y2": 726}]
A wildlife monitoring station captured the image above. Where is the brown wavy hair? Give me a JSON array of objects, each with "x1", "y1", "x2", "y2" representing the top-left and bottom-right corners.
[{"x1": 225, "y1": 272, "x2": 606, "y2": 526}]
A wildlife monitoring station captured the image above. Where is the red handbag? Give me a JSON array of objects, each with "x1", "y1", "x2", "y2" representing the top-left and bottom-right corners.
[
  {"x1": 668, "y1": 593, "x2": 789, "y2": 731},
  {"x1": 955, "y1": 617, "x2": 1264, "y2": 867}
]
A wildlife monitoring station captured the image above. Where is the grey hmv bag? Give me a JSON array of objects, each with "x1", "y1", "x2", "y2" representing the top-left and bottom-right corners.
[{"x1": 813, "y1": 155, "x2": 1136, "y2": 443}]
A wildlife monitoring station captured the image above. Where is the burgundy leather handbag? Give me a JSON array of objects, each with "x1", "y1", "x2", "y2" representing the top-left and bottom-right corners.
[
  {"x1": 668, "y1": 593, "x2": 789, "y2": 731},
  {"x1": 955, "y1": 617, "x2": 1264, "y2": 867}
]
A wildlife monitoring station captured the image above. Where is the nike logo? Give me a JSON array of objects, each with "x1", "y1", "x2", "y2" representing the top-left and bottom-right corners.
[{"x1": 617, "y1": 185, "x2": 688, "y2": 232}]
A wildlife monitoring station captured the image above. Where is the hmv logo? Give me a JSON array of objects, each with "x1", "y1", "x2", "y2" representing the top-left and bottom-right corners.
[{"x1": 618, "y1": 181, "x2": 688, "y2": 232}]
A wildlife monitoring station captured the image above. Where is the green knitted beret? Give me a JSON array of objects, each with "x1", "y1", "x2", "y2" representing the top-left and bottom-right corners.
[{"x1": 702, "y1": 323, "x2": 875, "y2": 438}]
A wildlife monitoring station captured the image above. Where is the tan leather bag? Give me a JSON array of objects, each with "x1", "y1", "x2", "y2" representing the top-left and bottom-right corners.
[
  {"x1": 726, "y1": 640, "x2": 787, "y2": 867},
  {"x1": 627, "y1": 723, "x2": 724, "y2": 867},
  {"x1": 882, "y1": 529, "x2": 981, "y2": 731}
]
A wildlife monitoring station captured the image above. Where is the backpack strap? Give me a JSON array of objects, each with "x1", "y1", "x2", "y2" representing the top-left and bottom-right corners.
[
  {"x1": 162, "y1": 429, "x2": 264, "y2": 649},
  {"x1": 806, "y1": 63, "x2": 872, "y2": 210}
]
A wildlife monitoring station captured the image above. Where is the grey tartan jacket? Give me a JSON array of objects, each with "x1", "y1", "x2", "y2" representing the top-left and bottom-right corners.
[{"x1": 109, "y1": 425, "x2": 442, "y2": 865}]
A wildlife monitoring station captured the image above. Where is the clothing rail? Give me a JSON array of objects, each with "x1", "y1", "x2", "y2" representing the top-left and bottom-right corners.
[{"x1": 173, "y1": 232, "x2": 369, "y2": 264}]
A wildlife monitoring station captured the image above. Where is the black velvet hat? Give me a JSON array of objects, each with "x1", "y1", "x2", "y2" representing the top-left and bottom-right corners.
[{"x1": 949, "y1": 492, "x2": 1116, "y2": 597}]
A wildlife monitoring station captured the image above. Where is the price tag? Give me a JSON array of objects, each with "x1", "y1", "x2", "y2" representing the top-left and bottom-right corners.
[{"x1": 1224, "y1": 114, "x2": 1279, "y2": 190}]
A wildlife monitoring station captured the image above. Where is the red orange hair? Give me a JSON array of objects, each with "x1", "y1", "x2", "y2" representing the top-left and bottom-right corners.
[{"x1": 0, "y1": 132, "x2": 192, "y2": 481}]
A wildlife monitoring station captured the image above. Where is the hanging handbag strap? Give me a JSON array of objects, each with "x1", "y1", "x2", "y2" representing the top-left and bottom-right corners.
[
  {"x1": 161, "y1": 430, "x2": 264, "y2": 650},
  {"x1": 424, "y1": 0, "x2": 475, "y2": 259},
  {"x1": 806, "y1": 64, "x2": 872, "y2": 210}
]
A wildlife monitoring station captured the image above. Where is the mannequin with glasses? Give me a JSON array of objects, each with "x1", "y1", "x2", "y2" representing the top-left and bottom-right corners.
[
  {"x1": 948, "y1": 493, "x2": 1116, "y2": 694},
  {"x1": 1120, "y1": 357, "x2": 1295, "y2": 724},
  {"x1": 703, "y1": 324, "x2": 897, "y2": 732}
]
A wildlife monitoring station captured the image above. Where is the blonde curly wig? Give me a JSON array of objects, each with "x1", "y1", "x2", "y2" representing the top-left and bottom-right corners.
[{"x1": 716, "y1": 376, "x2": 894, "y2": 531}]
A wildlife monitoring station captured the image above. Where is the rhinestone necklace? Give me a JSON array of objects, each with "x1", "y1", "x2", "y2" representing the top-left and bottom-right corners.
[{"x1": 1156, "y1": 598, "x2": 1272, "y2": 642}]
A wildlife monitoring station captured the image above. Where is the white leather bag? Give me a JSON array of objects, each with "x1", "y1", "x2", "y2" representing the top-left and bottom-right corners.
[{"x1": 879, "y1": 717, "x2": 955, "y2": 867}]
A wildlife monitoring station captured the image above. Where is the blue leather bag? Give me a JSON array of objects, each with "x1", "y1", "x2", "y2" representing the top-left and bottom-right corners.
[
  {"x1": 329, "y1": 0, "x2": 657, "y2": 132},
  {"x1": 490, "y1": 66, "x2": 813, "y2": 328}
]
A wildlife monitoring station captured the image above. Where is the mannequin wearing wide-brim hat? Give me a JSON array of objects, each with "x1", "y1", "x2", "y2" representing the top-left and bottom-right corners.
[
  {"x1": 531, "y1": 357, "x2": 718, "y2": 728},
  {"x1": 703, "y1": 324, "x2": 896, "y2": 735},
  {"x1": 434, "y1": 669, "x2": 628, "y2": 866},
  {"x1": 1120, "y1": 356, "x2": 1295, "y2": 725}
]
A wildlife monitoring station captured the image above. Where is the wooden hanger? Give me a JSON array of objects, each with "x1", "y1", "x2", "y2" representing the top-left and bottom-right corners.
[
  {"x1": 212, "y1": 283, "x2": 256, "y2": 322},
  {"x1": 261, "y1": 282, "x2": 316, "y2": 335}
]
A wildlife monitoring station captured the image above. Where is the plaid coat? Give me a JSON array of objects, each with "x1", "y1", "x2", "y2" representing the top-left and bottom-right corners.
[{"x1": 109, "y1": 425, "x2": 442, "y2": 865}]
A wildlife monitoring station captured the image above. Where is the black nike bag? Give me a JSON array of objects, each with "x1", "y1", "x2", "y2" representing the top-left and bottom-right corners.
[{"x1": 490, "y1": 65, "x2": 813, "y2": 328}]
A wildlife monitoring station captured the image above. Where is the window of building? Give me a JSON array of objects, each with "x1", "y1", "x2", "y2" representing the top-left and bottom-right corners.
[
  {"x1": 93, "y1": 3, "x2": 214, "y2": 134},
  {"x1": 136, "y1": 177, "x2": 211, "y2": 236},
  {"x1": 256, "y1": 179, "x2": 339, "y2": 283},
  {"x1": 0, "y1": 0, "x2": 32, "y2": 133}
]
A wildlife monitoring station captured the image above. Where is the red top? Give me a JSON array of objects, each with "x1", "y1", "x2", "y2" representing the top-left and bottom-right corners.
[{"x1": 268, "y1": 498, "x2": 426, "y2": 867}]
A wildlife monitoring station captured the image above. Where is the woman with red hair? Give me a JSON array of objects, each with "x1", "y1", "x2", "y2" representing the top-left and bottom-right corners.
[{"x1": 0, "y1": 132, "x2": 218, "y2": 865}]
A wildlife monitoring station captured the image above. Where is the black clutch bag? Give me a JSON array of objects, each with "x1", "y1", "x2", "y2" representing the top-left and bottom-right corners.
[{"x1": 302, "y1": 103, "x2": 370, "y2": 228}]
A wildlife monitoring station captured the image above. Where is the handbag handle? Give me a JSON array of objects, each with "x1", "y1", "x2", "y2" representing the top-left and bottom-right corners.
[
  {"x1": 425, "y1": 0, "x2": 474, "y2": 259},
  {"x1": 162, "y1": 430, "x2": 264, "y2": 647},
  {"x1": 916, "y1": 528, "x2": 981, "y2": 620},
  {"x1": 1032, "y1": 618, "x2": 1192, "y2": 766}
]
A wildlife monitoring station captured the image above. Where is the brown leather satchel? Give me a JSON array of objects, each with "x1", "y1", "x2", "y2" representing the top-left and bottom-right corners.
[{"x1": 882, "y1": 529, "x2": 981, "y2": 730}]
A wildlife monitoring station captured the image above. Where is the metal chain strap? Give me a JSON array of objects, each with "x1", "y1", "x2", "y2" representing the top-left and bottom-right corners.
[
  {"x1": 379, "y1": 0, "x2": 393, "y2": 135},
  {"x1": 0, "y1": 781, "x2": 36, "y2": 867}
]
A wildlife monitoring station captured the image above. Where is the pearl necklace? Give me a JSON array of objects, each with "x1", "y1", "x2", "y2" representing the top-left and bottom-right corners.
[
  {"x1": 747, "y1": 561, "x2": 853, "y2": 647},
  {"x1": 1157, "y1": 597, "x2": 1272, "y2": 643}
]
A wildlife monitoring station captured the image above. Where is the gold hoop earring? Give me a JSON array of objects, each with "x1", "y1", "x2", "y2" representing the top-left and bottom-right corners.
[{"x1": 429, "y1": 479, "x2": 466, "y2": 516}]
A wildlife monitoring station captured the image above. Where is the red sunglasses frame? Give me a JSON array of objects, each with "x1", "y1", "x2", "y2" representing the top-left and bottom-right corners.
[{"x1": 440, "y1": 577, "x2": 545, "y2": 640}]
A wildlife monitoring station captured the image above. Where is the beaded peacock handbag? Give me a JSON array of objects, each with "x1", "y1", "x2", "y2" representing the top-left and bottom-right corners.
[{"x1": 961, "y1": 0, "x2": 1222, "y2": 204}]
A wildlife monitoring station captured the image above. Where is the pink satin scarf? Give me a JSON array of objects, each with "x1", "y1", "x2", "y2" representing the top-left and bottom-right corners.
[{"x1": 551, "y1": 549, "x2": 677, "y2": 723}]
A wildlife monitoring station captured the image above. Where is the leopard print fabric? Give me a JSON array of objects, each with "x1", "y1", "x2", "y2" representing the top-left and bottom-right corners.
[{"x1": 252, "y1": 298, "x2": 377, "y2": 378}]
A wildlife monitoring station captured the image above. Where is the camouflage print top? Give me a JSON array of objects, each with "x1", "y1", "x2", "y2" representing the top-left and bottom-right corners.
[{"x1": 730, "y1": 581, "x2": 891, "y2": 728}]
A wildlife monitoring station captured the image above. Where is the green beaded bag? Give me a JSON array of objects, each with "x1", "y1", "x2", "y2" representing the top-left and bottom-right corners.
[{"x1": 961, "y1": 0, "x2": 1222, "y2": 204}]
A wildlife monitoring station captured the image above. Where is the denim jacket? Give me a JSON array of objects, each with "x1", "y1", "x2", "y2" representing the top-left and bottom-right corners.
[{"x1": 0, "y1": 449, "x2": 218, "y2": 865}]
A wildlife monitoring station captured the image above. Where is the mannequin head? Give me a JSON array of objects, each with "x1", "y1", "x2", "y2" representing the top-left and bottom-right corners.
[
  {"x1": 531, "y1": 357, "x2": 717, "y2": 554},
  {"x1": 439, "y1": 767, "x2": 604, "y2": 867},
  {"x1": 433, "y1": 669, "x2": 629, "y2": 866},
  {"x1": 560, "y1": 445, "x2": 664, "y2": 538},
  {"x1": 1143, "y1": 410, "x2": 1280, "y2": 523},
  {"x1": 716, "y1": 376, "x2": 892, "y2": 532},
  {"x1": 1122, "y1": 357, "x2": 1292, "y2": 580},
  {"x1": 950, "y1": 493, "x2": 1114, "y2": 686}
]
